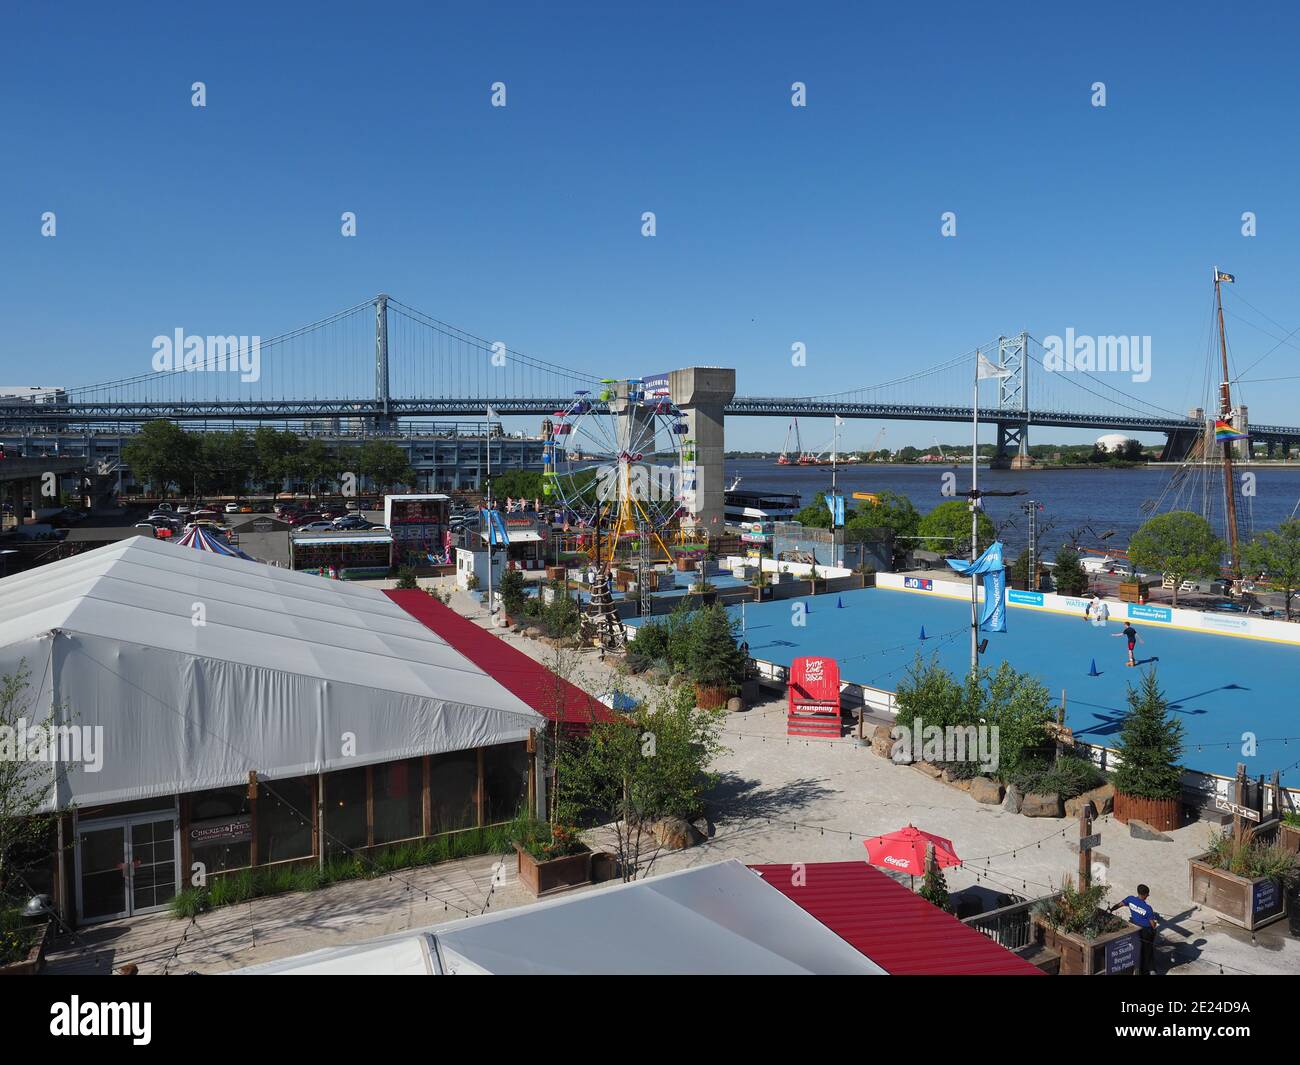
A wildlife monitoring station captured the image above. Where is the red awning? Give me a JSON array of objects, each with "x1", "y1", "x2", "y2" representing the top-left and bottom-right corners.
[
  {"x1": 750, "y1": 861, "x2": 1042, "y2": 976},
  {"x1": 385, "y1": 590, "x2": 617, "y2": 730}
]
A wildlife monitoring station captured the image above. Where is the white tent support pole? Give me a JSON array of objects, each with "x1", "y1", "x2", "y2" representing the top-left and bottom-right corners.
[{"x1": 317, "y1": 771, "x2": 326, "y2": 872}]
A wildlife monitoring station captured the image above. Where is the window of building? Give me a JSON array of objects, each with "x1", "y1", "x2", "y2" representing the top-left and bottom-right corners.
[
  {"x1": 428, "y1": 749, "x2": 479, "y2": 834},
  {"x1": 373, "y1": 758, "x2": 423, "y2": 845},
  {"x1": 483, "y1": 742, "x2": 528, "y2": 825},
  {"x1": 324, "y1": 766, "x2": 369, "y2": 857},
  {"x1": 257, "y1": 776, "x2": 314, "y2": 864}
]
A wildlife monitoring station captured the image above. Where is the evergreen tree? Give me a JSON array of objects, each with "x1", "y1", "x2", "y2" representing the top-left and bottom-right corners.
[
  {"x1": 918, "y1": 855, "x2": 951, "y2": 912},
  {"x1": 1052, "y1": 546, "x2": 1088, "y2": 596},
  {"x1": 1112, "y1": 671, "x2": 1184, "y2": 800}
]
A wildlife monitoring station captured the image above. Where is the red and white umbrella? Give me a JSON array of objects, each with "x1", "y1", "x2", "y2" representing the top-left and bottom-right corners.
[{"x1": 863, "y1": 825, "x2": 961, "y2": 878}]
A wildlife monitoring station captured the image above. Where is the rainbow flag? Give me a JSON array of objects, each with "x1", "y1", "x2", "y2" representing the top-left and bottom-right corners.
[{"x1": 1214, "y1": 419, "x2": 1249, "y2": 443}]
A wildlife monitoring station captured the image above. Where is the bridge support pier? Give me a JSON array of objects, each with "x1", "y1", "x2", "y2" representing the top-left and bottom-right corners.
[
  {"x1": 661, "y1": 368, "x2": 735, "y2": 534},
  {"x1": 993, "y1": 421, "x2": 1030, "y2": 470}
]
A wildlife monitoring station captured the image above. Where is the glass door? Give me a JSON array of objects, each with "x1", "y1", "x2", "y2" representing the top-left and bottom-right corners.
[
  {"x1": 77, "y1": 814, "x2": 178, "y2": 922},
  {"x1": 77, "y1": 825, "x2": 130, "y2": 922},
  {"x1": 128, "y1": 817, "x2": 177, "y2": 914}
]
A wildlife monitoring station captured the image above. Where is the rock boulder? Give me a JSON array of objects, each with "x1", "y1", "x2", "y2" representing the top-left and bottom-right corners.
[
  {"x1": 1021, "y1": 792, "x2": 1064, "y2": 818},
  {"x1": 971, "y1": 777, "x2": 1005, "y2": 805}
]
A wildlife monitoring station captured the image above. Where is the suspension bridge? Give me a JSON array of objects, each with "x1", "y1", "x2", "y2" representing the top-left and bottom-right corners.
[{"x1": 6, "y1": 294, "x2": 1300, "y2": 463}]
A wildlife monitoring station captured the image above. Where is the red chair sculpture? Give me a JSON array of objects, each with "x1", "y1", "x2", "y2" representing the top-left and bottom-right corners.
[{"x1": 787, "y1": 656, "x2": 842, "y2": 738}]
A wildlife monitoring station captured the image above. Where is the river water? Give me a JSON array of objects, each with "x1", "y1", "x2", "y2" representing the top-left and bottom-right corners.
[{"x1": 723, "y1": 459, "x2": 1300, "y2": 555}]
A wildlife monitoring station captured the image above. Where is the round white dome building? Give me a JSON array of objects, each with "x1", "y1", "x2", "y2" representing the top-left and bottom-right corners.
[{"x1": 1095, "y1": 433, "x2": 1138, "y2": 454}]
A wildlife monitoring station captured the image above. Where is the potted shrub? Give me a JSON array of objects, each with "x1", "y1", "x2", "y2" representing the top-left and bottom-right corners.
[
  {"x1": 1031, "y1": 877, "x2": 1141, "y2": 975},
  {"x1": 1189, "y1": 830, "x2": 1297, "y2": 930},
  {"x1": 687, "y1": 604, "x2": 746, "y2": 709},
  {"x1": 857, "y1": 565, "x2": 877, "y2": 589},
  {"x1": 749, "y1": 567, "x2": 771, "y2": 602},
  {"x1": 1282, "y1": 810, "x2": 1300, "y2": 856},
  {"x1": 688, "y1": 578, "x2": 717, "y2": 606},
  {"x1": 512, "y1": 820, "x2": 593, "y2": 897},
  {"x1": 807, "y1": 562, "x2": 825, "y2": 595},
  {"x1": 498, "y1": 567, "x2": 527, "y2": 625},
  {"x1": 1111, "y1": 672, "x2": 1185, "y2": 832}
]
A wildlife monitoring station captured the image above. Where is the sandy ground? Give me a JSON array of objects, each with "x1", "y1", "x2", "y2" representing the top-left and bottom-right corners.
[{"x1": 44, "y1": 578, "x2": 1300, "y2": 975}]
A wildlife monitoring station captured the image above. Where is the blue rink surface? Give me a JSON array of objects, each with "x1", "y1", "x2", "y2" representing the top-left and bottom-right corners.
[{"x1": 723, "y1": 588, "x2": 1300, "y2": 782}]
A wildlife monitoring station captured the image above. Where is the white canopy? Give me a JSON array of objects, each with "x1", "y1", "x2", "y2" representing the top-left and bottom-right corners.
[
  {"x1": 231, "y1": 860, "x2": 885, "y2": 975},
  {"x1": 0, "y1": 537, "x2": 543, "y2": 809}
]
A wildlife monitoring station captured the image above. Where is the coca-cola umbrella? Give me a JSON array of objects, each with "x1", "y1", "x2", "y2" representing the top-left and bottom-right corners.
[{"x1": 864, "y1": 825, "x2": 961, "y2": 887}]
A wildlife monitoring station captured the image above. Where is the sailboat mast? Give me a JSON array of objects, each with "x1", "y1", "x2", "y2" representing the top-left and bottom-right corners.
[{"x1": 1214, "y1": 267, "x2": 1241, "y2": 578}]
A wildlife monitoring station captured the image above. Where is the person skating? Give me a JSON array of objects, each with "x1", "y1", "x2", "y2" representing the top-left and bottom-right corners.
[
  {"x1": 1109, "y1": 884, "x2": 1161, "y2": 974},
  {"x1": 1113, "y1": 622, "x2": 1142, "y2": 666}
]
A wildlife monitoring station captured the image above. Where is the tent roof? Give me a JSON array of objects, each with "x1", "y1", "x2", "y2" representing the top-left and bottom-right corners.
[
  {"x1": 0, "y1": 538, "x2": 545, "y2": 805},
  {"x1": 231, "y1": 860, "x2": 886, "y2": 975},
  {"x1": 0, "y1": 538, "x2": 534, "y2": 708}
]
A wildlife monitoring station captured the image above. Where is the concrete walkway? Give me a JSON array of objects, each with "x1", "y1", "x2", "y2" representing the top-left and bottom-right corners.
[{"x1": 45, "y1": 581, "x2": 1299, "y2": 975}]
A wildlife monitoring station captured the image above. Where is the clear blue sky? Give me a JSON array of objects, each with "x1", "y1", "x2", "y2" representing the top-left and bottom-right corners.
[{"x1": 4, "y1": 1, "x2": 1300, "y2": 449}]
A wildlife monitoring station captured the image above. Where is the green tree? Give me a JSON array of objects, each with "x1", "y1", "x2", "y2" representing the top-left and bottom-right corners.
[
  {"x1": 917, "y1": 856, "x2": 952, "y2": 912},
  {"x1": 394, "y1": 567, "x2": 419, "y2": 590},
  {"x1": 357, "y1": 441, "x2": 414, "y2": 493},
  {"x1": 554, "y1": 684, "x2": 727, "y2": 881},
  {"x1": 252, "y1": 427, "x2": 302, "y2": 493},
  {"x1": 793, "y1": 492, "x2": 833, "y2": 529},
  {"x1": 894, "y1": 654, "x2": 965, "y2": 735},
  {"x1": 979, "y1": 661, "x2": 1055, "y2": 783},
  {"x1": 0, "y1": 669, "x2": 63, "y2": 913},
  {"x1": 916, "y1": 500, "x2": 995, "y2": 555},
  {"x1": 499, "y1": 567, "x2": 527, "y2": 617},
  {"x1": 294, "y1": 439, "x2": 336, "y2": 499},
  {"x1": 1128, "y1": 511, "x2": 1224, "y2": 606},
  {"x1": 1245, "y1": 519, "x2": 1300, "y2": 620},
  {"x1": 1052, "y1": 546, "x2": 1089, "y2": 596},
  {"x1": 845, "y1": 490, "x2": 920, "y2": 542},
  {"x1": 122, "y1": 420, "x2": 199, "y2": 498},
  {"x1": 1112, "y1": 671, "x2": 1184, "y2": 801},
  {"x1": 491, "y1": 469, "x2": 546, "y2": 502},
  {"x1": 685, "y1": 604, "x2": 747, "y2": 692},
  {"x1": 197, "y1": 430, "x2": 255, "y2": 497}
]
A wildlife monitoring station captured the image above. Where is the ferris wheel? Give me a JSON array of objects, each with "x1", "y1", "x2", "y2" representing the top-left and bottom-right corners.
[{"x1": 543, "y1": 379, "x2": 692, "y2": 566}]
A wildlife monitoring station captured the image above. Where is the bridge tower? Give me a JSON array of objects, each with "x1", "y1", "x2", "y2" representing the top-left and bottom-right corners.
[
  {"x1": 374, "y1": 294, "x2": 394, "y2": 431},
  {"x1": 652, "y1": 367, "x2": 735, "y2": 534},
  {"x1": 993, "y1": 332, "x2": 1030, "y2": 469}
]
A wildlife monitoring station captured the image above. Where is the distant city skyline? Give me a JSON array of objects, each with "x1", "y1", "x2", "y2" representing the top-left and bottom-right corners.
[{"x1": 4, "y1": 4, "x2": 1300, "y2": 450}]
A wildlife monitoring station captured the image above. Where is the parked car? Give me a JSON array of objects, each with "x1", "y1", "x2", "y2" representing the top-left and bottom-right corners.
[
  {"x1": 225, "y1": 503, "x2": 241, "y2": 513},
  {"x1": 345, "y1": 501, "x2": 360, "y2": 512},
  {"x1": 155, "y1": 502, "x2": 174, "y2": 512},
  {"x1": 176, "y1": 505, "x2": 192, "y2": 516},
  {"x1": 332, "y1": 516, "x2": 371, "y2": 530},
  {"x1": 299, "y1": 521, "x2": 336, "y2": 532}
]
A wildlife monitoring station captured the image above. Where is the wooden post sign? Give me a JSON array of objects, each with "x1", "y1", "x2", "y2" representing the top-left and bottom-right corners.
[{"x1": 1215, "y1": 797, "x2": 1261, "y2": 823}]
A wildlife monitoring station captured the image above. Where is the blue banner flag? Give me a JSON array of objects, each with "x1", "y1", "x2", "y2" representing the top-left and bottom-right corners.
[
  {"x1": 944, "y1": 541, "x2": 1007, "y2": 633},
  {"x1": 481, "y1": 509, "x2": 511, "y2": 546},
  {"x1": 825, "y1": 493, "x2": 846, "y2": 526}
]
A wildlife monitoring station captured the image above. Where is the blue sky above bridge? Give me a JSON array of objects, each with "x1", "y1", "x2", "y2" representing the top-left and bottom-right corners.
[{"x1": 4, "y1": 2, "x2": 1300, "y2": 449}]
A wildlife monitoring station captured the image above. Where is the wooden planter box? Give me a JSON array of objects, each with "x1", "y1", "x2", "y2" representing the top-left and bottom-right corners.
[
  {"x1": 860, "y1": 572, "x2": 877, "y2": 588},
  {"x1": 1113, "y1": 791, "x2": 1182, "y2": 832},
  {"x1": 515, "y1": 843, "x2": 593, "y2": 897},
  {"x1": 750, "y1": 585, "x2": 771, "y2": 602},
  {"x1": 689, "y1": 588, "x2": 718, "y2": 606},
  {"x1": 696, "y1": 684, "x2": 731, "y2": 710},
  {"x1": 1188, "y1": 854, "x2": 1288, "y2": 930},
  {"x1": 0, "y1": 920, "x2": 51, "y2": 976},
  {"x1": 1031, "y1": 912, "x2": 1142, "y2": 975},
  {"x1": 1118, "y1": 581, "x2": 1150, "y2": 604},
  {"x1": 1280, "y1": 822, "x2": 1300, "y2": 856},
  {"x1": 545, "y1": 565, "x2": 567, "y2": 581}
]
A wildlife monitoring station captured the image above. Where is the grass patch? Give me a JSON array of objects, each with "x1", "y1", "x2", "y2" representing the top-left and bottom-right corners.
[{"x1": 165, "y1": 821, "x2": 525, "y2": 919}]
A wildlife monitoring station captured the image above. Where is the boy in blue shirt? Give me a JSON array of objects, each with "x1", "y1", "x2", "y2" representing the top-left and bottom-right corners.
[{"x1": 1109, "y1": 883, "x2": 1160, "y2": 974}]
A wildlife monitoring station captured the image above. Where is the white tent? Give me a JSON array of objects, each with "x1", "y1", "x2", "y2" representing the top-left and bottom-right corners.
[
  {"x1": 0, "y1": 537, "x2": 544, "y2": 809},
  {"x1": 231, "y1": 860, "x2": 886, "y2": 975}
]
